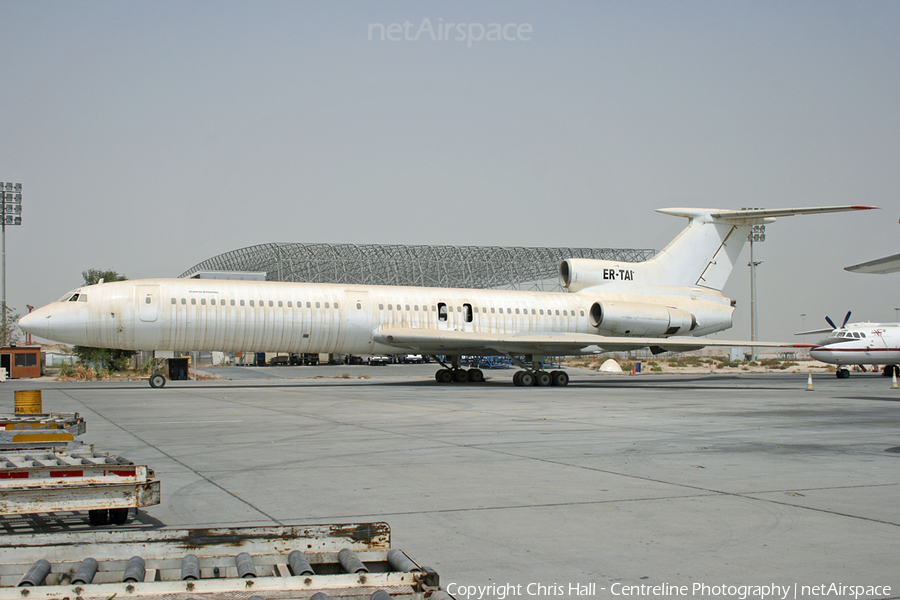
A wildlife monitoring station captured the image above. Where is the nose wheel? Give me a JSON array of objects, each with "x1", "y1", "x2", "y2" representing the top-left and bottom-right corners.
[{"x1": 149, "y1": 373, "x2": 166, "y2": 388}]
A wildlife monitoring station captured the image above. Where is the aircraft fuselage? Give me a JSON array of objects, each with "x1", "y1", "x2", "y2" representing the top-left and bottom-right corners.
[{"x1": 22, "y1": 278, "x2": 733, "y2": 355}]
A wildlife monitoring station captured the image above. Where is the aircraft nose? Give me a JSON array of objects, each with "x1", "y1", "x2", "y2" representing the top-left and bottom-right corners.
[{"x1": 18, "y1": 307, "x2": 51, "y2": 340}]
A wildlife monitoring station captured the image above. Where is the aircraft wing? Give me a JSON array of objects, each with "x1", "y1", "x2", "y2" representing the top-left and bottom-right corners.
[
  {"x1": 845, "y1": 252, "x2": 900, "y2": 274},
  {"x1": 794, "y1": 327, "x2": 835, "y2": 336},
  {"x1": 374, "y1": 327, "x2": 786, "y2": 356}
]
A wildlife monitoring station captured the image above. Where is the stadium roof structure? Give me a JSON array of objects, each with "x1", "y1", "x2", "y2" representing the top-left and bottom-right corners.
[{"x1": 180, "y1": 243, "x2": 658, "y2": 291}]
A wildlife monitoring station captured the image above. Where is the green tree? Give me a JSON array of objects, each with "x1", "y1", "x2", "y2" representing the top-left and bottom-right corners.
[
  {"x1": 82, "y1": 269, "x2": 128, "y2": 286},
  {"x1": 74, "y1": 269, "x2": 136, "y2": 371},
  {"x1": 1, "y1": 306, "x2": 23, "y2": 347}
]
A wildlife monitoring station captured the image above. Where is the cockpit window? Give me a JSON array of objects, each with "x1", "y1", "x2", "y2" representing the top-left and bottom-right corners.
[
  {"x1": 78, "y1": 294, "x2": 87, "y2": 302},
  {"x1": 68, "y1": 294, "x2": 80, "y2": 302}
]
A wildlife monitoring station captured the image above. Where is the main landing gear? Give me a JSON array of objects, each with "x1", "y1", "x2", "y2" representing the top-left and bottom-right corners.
[
  {"x1": 433, "y1": 356, "x2": 484, "y2": 384},
  {"x1": 510, "y1": 354, "x2": 569, "y2": 387},
  {"x1": 883, "y1": 365, "x2": 900, "y2": 377},
  {"x1": 513, "y1": 369, "x2": 569, "y2": 387},
  {"x1": 432, "y1": 355, "x2": 570, "y2": 387}
]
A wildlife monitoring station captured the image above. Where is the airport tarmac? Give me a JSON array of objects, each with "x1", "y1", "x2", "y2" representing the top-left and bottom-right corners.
[{"x1": 2, "y1": 367, "x2": 898, "y2": 599}]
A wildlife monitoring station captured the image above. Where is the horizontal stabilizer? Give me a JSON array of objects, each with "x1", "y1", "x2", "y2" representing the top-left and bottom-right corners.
[{"x1": 657, "y1": 205, "x2": 877, "y2": 224}]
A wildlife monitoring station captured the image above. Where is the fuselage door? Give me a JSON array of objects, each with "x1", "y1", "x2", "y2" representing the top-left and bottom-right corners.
[
  {"x1": 344, "y1": 290, "x2": 374, "y2": 353},
  {"x1": 137, "y1": 285, "x2": 160, "y2": 323}
]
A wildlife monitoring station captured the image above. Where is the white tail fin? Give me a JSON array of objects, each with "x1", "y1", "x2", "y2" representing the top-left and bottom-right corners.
[
  {"x1": 649, "y1": 205, "x2": 877, "y2": 290},
  {"x1": 560, "y1": 205, "x2": 875, "y2": 293}
]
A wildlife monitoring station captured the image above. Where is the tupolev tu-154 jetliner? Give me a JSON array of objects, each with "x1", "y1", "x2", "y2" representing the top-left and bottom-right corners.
[{"x1": 19, "y1": 205, "x2": 875, "y2": 388}]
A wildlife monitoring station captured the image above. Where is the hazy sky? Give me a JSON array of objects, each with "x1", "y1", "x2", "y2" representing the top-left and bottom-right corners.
[{"x1": 2, "y1": 1, "x2": 898, "y2": 342}]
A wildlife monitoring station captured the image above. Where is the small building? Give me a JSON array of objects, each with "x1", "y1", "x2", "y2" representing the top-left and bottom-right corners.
[{"x1": 0, "y1": 346, "x2": 42, "y2": 379}]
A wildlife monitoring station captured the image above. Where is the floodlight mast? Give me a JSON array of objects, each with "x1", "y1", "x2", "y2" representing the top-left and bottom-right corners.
[
  {"x1": 1, "y1": 182, "x2": 23, "y2": 347},
  {"x1": 744, "y1": 208, "x2": 766, "y2": 361}
]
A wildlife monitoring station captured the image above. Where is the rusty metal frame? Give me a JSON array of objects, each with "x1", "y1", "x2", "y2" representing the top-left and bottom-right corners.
[{"x1": 0, "y1": 524, "x2": 446, "y2": 600}]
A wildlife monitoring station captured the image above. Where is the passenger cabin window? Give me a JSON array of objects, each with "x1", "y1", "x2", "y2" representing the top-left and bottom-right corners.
[
  {"x1": 438, "y1": 303, "x2": 448, "y2": 322},
  {"x1": 463, "y1": 303, "x2": 473, "y2": 323},
  {"x1": 171, "y1": 298, "x2": 176, "y2": 304}
]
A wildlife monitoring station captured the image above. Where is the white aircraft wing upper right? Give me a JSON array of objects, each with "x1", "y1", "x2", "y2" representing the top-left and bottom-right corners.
[{"x1": 845, "y1": 252, "x2": 900, "y2": 274}]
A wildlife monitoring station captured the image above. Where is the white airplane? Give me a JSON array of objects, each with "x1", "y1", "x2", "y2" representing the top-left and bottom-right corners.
[
  {"x1": 845, "y1": 252, "x2": 900, "y2": 274},
  {"x1": 19, "y1": 205, "x2": 874, "y2": 388},
  {"x1": 798, "y1": 313, "x2": 900, "y2": 378}
]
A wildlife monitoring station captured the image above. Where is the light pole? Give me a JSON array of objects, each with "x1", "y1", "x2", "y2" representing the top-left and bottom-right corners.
[
  {"x1": 744, "y1": 210, "x2": 766, "y2": 360},
  {"x1": 894, "y1": 307, "x2": 899, "y2": 323},
  {"x1": 801, "y1": 313, "x2": 806, "y2": 333},
  {"x1": 1, "y1": 182, "x2": 23, "y2": 347}
]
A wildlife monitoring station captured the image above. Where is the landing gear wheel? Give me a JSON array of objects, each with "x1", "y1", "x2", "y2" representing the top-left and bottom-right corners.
[
  {"x1": 836, "y1": 368, "x2": 850, "y2": 379},
  {"x1": 468, "y1": 369, "x2": 484, "y2": 383},
  {"x1": 435, "y1": 369, "x2": 452, "y2": 383},
  {"x1": 452, "y1": 369, "x2": 469, "y2": 383},
  {"x1": 513, "y1": 371, "x2": 525, "y2": 386},
  {"x1": 519, "y1": 372, "x2": 535, "y2": 387},
  {"x1": 149, "y1": 373, "x2": 166, "y2": 388},
  {"x1": 109, "y1": 508, "x2": 130, "y2": 525},
  {"x1": 534, "y1": 371, "x2": 552, "y2": 386},
  {"x1": 884, "y1": 365, "x2": 900, "y2": 377},
  {"x1": 88, "y1": 509, "x2": 109, "y2": 526},
  {"x1": 551, "y1": 370, "x2": 569, "y2": 386}
]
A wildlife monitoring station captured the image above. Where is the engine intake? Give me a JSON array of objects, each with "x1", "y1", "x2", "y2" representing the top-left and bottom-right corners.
[{"x1": 589, "y1": 301, "x2": 696, "y2": 337}]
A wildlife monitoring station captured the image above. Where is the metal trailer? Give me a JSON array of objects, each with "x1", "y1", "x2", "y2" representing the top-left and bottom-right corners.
[
  {"x1": 0, "y1": 445, "x2": 160, "y2": 526},
  {"x1": 0, "y1": 413, "x2": 86, "y2": 447},
  {"x1": 0, "y1": 523, "x2": 453, "y2": 600}
]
